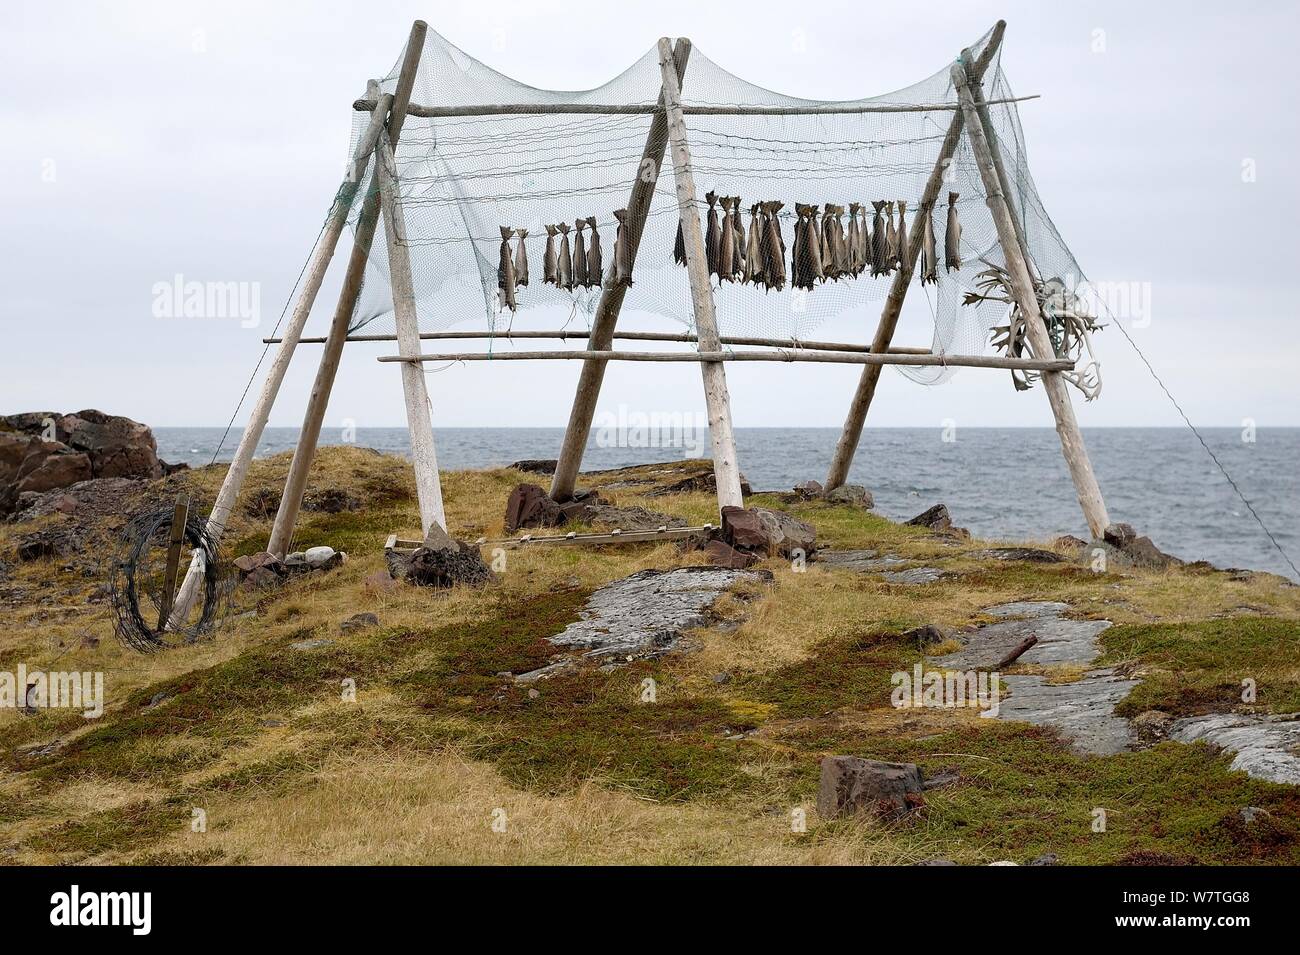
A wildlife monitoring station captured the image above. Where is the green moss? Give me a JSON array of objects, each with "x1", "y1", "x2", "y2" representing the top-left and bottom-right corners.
[
  {"x1": 747, "y1": 628, "x2": 917, "y2": 719},
  {"x1": 1099, "y1": 618, "x2": 1300, "y2": 717},
  {"x1": 26, "y1": 798, "x2": 183, "y2": 858}
]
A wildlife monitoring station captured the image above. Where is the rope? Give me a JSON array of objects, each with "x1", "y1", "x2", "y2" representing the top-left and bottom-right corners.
[{"x1": 1103, "y1": 310, "x2": 1299, "y2": 579}]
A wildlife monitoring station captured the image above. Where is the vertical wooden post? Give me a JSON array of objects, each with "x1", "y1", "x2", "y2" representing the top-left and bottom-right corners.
[
  {"x1": 157, "y1": 495, "x2": 189, "y2": 631},
  {"x1": 549, "y1": 40, "x2": 692, "y2": 502},
  {"x1": 656, "y1": 37, "x2": 744, "y2": 511},
  {"x1": 267, "y1": 21, "x2": 428, "y2": 556},
  {"x1": 167, "y1": 87, "x2": 394, "y2": 624},
  {"x1": 375, "y1": 125, "x2": 447, "y2": 533},
  {"x1": 952, "y1": 59, "x2": 1111, "y2": 537},
  {"x1": 825, "y1": 21, "x2": 1005, "y2": 491}
]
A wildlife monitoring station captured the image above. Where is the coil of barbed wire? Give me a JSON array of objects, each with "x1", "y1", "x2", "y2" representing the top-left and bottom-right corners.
[{"x1": 108, "y1": 504, "x2": 224, "y2": 652}]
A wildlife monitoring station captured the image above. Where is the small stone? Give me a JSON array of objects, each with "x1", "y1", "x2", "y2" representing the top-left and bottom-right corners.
[
  {"x1": 904, "y1": 624, "x2": 946, "y2": 648},
  {"x1": 527, "y1": 688, "x2": 540, "y2": 699},
  {"x1": 1131, "y1": 709, "x2": 1173, "y2": 744},
  {"x1": 1027, "y1": 853, "x2": 1058, "y2": 866},
  {"x1": 340, "y1": 612, "x2": 379, "y2": 634},
  {"x1": 704, "y1": 539, "x2": 758, "y2": 569},
  {"x1": 987, "y1": 860, "x2": 1020, "y2": 866},
  {"x1": 817, "y1": 756, "x2": 924, "y2": 821},
  {"x1": 290, "y1": 637, "x2": 334, "y2": 651},
  {"x1": 793, "y1": 480, "x2": 823, "y2": 499},
  {"x1": 145, "y1": 691, "x2": 174, "y2": 709},
  {"x1": 1240, "y1": 807, "x2": 1267, "y2": 825},
  {"x1": 712, "y1": 671, "x2": 732, "y2": 685},
  {"x1": 303, "y1": 545, "x2": 342, "y2": 570},
  {"x1": 78, "y1": 632, "x2": 100, "y2": 650},
  {"x1": 906, "y1": 503, "x2": 952, "y2": 531},
  {"x1": 823, "y1": 484, "x2": 873, "y2": 509}
]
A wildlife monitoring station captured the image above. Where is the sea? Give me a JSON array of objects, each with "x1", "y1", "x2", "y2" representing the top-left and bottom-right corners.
[{"x1": 154, "y1": 426, "x2": 1299, "y2": 581}]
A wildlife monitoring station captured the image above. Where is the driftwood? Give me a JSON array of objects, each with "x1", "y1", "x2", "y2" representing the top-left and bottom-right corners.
[{"x1": 994, "y1": 635, "x2": 1038, "y2": 670}]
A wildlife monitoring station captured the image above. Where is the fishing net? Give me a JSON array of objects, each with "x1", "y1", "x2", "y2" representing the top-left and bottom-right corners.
[{"x1": 338, "y1": 25, "x2": 1088, "y2": 388}]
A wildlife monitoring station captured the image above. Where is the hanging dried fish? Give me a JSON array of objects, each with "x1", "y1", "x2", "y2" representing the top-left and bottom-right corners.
[
  {"x1": 730, "y1": 198, "x2": 746, "y2": 278},
  {"x1": 585, "y1": 216, "x2": 602, "y2": 288},
  {"x1": 919, "y1": 203, "x2": 938, "y2": 286},
  {"x1": 763, "y1": 201, "x2": 786, "y2": 290},
  {"x1": 792, "y1": 203, "x2": 823, "y2": 290},
  {"x1": 944, "y1": 192, "x2": 962, "y2": 272},
  {"x1": 572, "y1": 218, "x2": 589, "y2": 290},
  {"x1": 821, "y1": 204, "x2": 849, "y2": 280},
  {"x1": 513, "y1": 228, "x2": 529, "y2": 287},
  {"x1": 613, "y1": 208, "x2": 633, "y2": 286},
  {"x1": 895, "y1": 200, "x2": 909, "y2": 272},
  {"x1": 857, "y1": 205, "x2": 870, "y2": 275},
  {"x1": 705, "y1": 191, "x2": 722, "y2": 279},
  {"x1": 673, "y1": 217, "x2": 686, "y2": 266},
  {"x1": 870, "y1": 201, "x2": 889, "y2": 277},
  {"x1": 743, "y1": 203, "x2": 763, "y2": 285},
  {"x1": 719, "y1": 196, "x2": 736, "y2": 281},
  {"x1": 884, "y1": 201, "x2": 898, "y2": 273},
  {"x1": 497, "y1": 226, "x2": 518, "y2": 311},
  {"x1": 543, "y1": 224, "x2": 559, "y2": 286},
  {"x1": 847, "y1": 203, "x2": 863, "y2": 275},
  {"x1": 556, "y1": 222, "x2": 573, "y2": 291}
]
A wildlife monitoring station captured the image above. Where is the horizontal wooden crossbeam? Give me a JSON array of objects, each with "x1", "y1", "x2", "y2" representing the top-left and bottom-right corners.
[
  {"x1": 264, "y1": 329, "x2": 931, "y2": 355},
  {"x1": 351, "y1": 94, "x2": 1039, "y2": 119},
  {"x1": 376, "y1": 349, "x2": 1074, "y2": 371}
]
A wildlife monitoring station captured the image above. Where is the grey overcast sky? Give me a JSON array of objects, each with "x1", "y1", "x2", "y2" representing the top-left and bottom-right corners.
[{"x1": 2, "y1": 0, "x2": 1297, "y2": 429}]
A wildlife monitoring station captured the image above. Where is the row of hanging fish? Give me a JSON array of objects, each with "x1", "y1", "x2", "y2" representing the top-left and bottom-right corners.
[
  {"x1": 678, "y1": 191, "x2": 964, "y2": 291},
  {"x1": 497, "y1": 211, "x2": 636, "y2": 311}
]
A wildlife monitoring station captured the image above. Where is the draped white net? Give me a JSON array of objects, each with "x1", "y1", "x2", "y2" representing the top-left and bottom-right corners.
[{"x1": 339, "y1": 25, "x2": 1088, "y2": 388}]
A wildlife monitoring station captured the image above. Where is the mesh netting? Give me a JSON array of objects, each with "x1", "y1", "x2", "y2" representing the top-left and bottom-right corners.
[{"x1": 339, "y1": 26, "x2": 1086, "y2": 388}]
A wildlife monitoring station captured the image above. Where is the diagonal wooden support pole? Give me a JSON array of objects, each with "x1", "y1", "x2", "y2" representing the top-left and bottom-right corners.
[
  {"x1": 549, "y1": 40, "x2": 692, "y2": 503},
  {"x1": 825, "y1": 20, "x2": 1005, "y2": 491},
  {"x1": 267, "y1": 20, "x2": 428, "y2": 557},
  {"x1": 952, "y1": 59, "x2": 1111, "y2": 537},
  {"x1": 656, "y1": 36, "x2": 744, "y2": 511},
  {"x1": 167, "y1": 83, "x2": 396, "y2": 626}
]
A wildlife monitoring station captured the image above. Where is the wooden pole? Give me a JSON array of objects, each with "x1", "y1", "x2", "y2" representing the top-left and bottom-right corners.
[
  {"x1": 656, "y1": 36, "x2": 744, "y2": 511},
  {"x1": 376, "y1": 131, "x2": 447, "y2": 533},
  {"x1": 350, "y1": 94, "x2": 1040, "y2": 118},
  {"x1": 267, "y1": 21, "x2": 428, "y2": 557},
  {"x1": 267, "y1": 329, "x2": 933, "y2": 354},
  {"x1": 824, "y1": 20, "x2": 1006, "y2": 492},
  {"x1": 952, "y1": 59, "x2": 1111, "y2": 537},
  {"x1": 376, "y1": 349, "x2": 1074, "y2": 371},
  {"x1": 549, "y1": 39, "x2": 691, "y2": 502},
  {"x1": 166, "y1": 85, "x2": 395, "y2": 625},
  {"x1": 156, "y1": 494, "x2": 189, "y2": 631}
]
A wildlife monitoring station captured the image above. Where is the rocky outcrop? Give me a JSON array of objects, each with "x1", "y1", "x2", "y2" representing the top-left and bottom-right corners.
[
  {"x1": 1, "y1": 410, "x2": 169, "y2": 513},
  {"x1": 721, "y1": 505, "x2": 816, "y2": 559},
  {"x1": 386, "y1": 524, "x2": 492, "y2": 589},
  {"x1": 504, "y1": 483, "x2": 567, "y2": 533},
  {"x1": 817, "y1": 757, "x2": 925, "y2": 821}
]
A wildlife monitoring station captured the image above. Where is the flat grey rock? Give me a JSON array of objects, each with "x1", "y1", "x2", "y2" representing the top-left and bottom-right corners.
[
  {"x1": 546, "y1": 566, "x2": 762, "y2": 660},
  {"x1": 997, "y1": 669, "x2": 1139, "y2": 755},
  {"x1": 1170, "y1": 712, "x2": 1300, "y2": 785},
  {"x1": 931, "y1": 601, "x2": 1109, "y2": 670},
  {"x1": 817, "y1": 549, "x2": 904, "y2": 572},
  {"x1": 881, "y1": 567, "x2": 951, "y2": 585}
]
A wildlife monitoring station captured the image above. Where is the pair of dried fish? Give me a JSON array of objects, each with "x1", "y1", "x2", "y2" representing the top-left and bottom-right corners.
[
  {"x1": 918, "y1": 192, "x2": 965, "y2": 285},
  {"x1": 540, "y1": 218, "x2": 605, "y2": 293},
  {"x1": 497, "y1": 227, "x2": 529, "y2": 312},
  {"x1": 697, "y1": 192, "x2": 748, "y2": 282}
]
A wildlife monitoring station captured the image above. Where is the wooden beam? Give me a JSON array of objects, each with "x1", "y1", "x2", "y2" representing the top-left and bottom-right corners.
[
  {"x1": 378, "y1": 349, "x2": 1075, "y2": 370},
  {"x1": 267, "y1": 21, "x2": 427, "y2": 558},
  {"x1": 166, "y1": 84, "x2": 396, "y2": 626},
  {"x1": 824, "y1": 20, "x2": 1006, "y2": 492},
  {"x1": 375, "y1": 123, "x2": 447, "y2": 533},
  {"x1": 952, "y1": 59, "x2": 1111, "y2": 538},
  {"x1": 656, "y1": 36, "x2": 744, "y2": 512},
  {"x1": 265, "y1": 329, "x2": 933, "y2": 354},
  {"x1": 350, "y1": 94, "x2": 1039, "y2": 118},
  {"x1": 549, "y1": 39, "x2": 692, "y2": 503}
]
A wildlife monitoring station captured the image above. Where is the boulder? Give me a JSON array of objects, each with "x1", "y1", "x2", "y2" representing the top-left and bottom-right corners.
[
  {"x1": 1103, "y1": 522, "x2": 1137, "y2": 548},
  {"x1": 906, "y1": 503, "x2": 952, "y2": 531},
  {"x1": 1053, "y1": 535, "x2": 1089, "y2": 553},
  {"x1": 387, "y1": 524, "x2": 493, "y2": 589},
  {"x1": 703, "y1": 539, "x2": 758, "y2": 569},
  {"x1": 509, "y1": 459, "x2": 558, "y2": 475},
  {"x1": 504, "y1": 483, "x2": 566, "y2": 533},
  {"x1": 793, "y1": 480, "x2": 823, "y2": 499},
  {"x1": 755, "y1": 508, "x2": 817, "y2": 558},
  {"x1": 823, "y1": 484, "x2": 873, "y2": 509},
  {"x1": 904, "y1": 624, "x2": 946, "y2": 648},
  {"x1": 720, "y1": 506, "x2": 768, "y2": 552},
  {"x1": 339, "y1": 612, "x2": 379, "y2": 633},
  {"x1": 233, "y1": 551, "x2": 287, "y2": 588},
  {"x1": 303, "y1": 545, "x2": 344, "y2": 570},
  {"x1": 16, "y1": 526, "x2": 83, "y2": 562},
  {"x1": 817, "y1": 756, "x2": 925, "y2": 821}
]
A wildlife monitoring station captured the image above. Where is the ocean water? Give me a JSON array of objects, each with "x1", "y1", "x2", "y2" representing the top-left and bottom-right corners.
[{"x1": 154, "y1": 426, "x2": 1300, "y2": 581}]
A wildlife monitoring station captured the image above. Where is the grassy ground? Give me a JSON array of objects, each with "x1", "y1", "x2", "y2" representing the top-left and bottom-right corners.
[{"x1": 2, "y1": 446, "x2": 1298, "y2": 865}]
